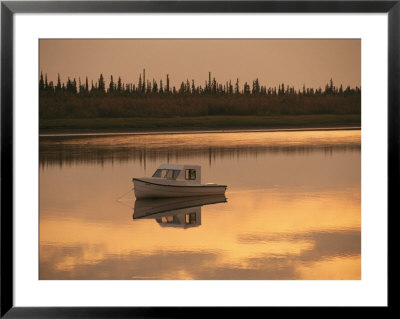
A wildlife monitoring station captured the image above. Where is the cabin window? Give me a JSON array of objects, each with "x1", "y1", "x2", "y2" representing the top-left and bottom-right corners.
[
  {"x1": 185, "y1": 213, "x2": 197, "y2": 224},
  {"x1": 152, "y1": 169, "x2": 180, "y2": 180},
  {"x1": 161, "y1": 216, "x2": 175, "y2": 223},
  {"x1": 185, "y1": 169, "x2": 196, "y2": 180},
  {"x1": 152, "y1": 169, "x2": 162, "y2": 177}
]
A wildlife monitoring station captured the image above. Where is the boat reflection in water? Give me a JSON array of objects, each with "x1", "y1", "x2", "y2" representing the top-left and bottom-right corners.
[{"x1": 133, "y1": 195, "x2": 227, "y2": 229}]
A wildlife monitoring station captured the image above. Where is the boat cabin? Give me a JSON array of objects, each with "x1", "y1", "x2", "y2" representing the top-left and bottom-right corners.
[{"x1": 151, "y1": 164, "x2": 201, "y2": 184}]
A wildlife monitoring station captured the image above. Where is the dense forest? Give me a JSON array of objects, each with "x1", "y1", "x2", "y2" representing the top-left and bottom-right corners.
[{"x1": 39, "y1": 69, "x2": 361, "y2": 120}]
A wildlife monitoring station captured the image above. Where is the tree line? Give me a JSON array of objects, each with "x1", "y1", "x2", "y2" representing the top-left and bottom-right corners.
[
  {"x1": 39, "y1": 69, "x2": 361, "y2": 97},
  {"x1": 39, "y1": 69, "x2": 361, "y2": 119}
]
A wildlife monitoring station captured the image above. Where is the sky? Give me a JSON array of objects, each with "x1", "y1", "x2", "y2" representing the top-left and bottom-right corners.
[{"x1": 39, "y1": 39, "x2": 360, "y2": 90}]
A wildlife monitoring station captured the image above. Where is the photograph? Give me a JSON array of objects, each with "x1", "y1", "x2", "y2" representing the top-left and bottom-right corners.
[{"x1": 38, "y1": 38, "x2": 361, "y2": 280}]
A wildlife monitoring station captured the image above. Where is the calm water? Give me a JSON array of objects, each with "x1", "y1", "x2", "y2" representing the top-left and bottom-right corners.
[{"x1": 39, "y1": 130, "x2": 361, "y2": 280}]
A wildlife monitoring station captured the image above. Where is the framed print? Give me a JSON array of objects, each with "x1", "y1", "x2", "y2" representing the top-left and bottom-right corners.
[{"x1": 1, "y1": 0, "x2": 397, "y2": 317}]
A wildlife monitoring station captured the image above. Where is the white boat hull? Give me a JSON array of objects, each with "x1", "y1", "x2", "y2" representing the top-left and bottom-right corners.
[{"x1": 133, "y1": 178, "x2": 227, "y2": 199}]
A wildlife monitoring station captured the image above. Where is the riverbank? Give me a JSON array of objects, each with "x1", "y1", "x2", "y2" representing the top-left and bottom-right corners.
[{"x1": 39, "y1": 114, "x2": 361, "y2": 136}]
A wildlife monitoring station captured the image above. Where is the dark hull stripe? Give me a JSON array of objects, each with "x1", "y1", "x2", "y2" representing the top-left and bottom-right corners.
[{"x1": 132, "y1": 178, "x2": 227, "y2": 188}]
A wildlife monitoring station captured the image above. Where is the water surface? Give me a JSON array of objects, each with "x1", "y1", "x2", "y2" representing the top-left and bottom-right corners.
[{"x1": 39, "y1": 130, "x2": 361, "y2": 280}]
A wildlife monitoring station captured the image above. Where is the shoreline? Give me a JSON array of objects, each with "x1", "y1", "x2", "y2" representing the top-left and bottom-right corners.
[{"x1": 39, "y1": 123, "x2": 361, "y2": 137}]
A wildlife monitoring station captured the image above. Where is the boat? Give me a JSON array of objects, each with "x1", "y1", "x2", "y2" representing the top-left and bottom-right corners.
[{"x1": 132, "y1": 164, "x2": 227, "y2": 199}]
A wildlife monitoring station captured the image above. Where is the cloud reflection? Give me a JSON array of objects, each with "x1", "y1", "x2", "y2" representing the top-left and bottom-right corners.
[{"x1": 40, "y1": 228, "x2": 360, "y2": 280}]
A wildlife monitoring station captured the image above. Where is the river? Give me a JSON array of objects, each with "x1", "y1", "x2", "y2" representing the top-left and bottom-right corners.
[{"x1": 39, "y1": 129, "x2": 361, "y2": 280}]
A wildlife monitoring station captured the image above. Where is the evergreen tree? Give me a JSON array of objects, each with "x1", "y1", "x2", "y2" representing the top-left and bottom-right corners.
[
  {"x1": 186, "y1": 79, "x2": 190, "y2": 94},
  {"x1": 56, "y1": 73, "x2": 62, "y2": 92},
  {"x1": 142, "y1": 69, "x2": 146, "y2": 93},
  {"x1": 117, "y1": 77, "x2": 122, "y2": 93},
  {"x1": 152, "y1": 79, "x2": 158, "y2": 93},
  {"x1": 138, "y1": 74, "x2": 142, "y2": 93},
  {"x1": 166, "y1": 74, "x2": 170, "y2": 93},
  {"x1": 179, "y1": 81, "x2": 185, "y2": 94},
  {"x1": 72, "y1": 78, "x2": 77, "y2": 94},
  {"x1": 39, "y1": 72, "x2": 44, "y2": 90},
  {"x1": 109, "y1": 75, "x2": 115, "y2": 93},
  {"x1": 98, "y1": 74, "x2": 105, "y2": 93},
  {"x1": 235, "y1": 78, "x2": 239, "y2": 94},
  {"x1": 78, "y1": 77, "x2": 82, "y2": 93},
  {"x1": 44, "y1": 74, "x2": 48, "y2": 90},
  {"x1": 146, "y1": 80, "x2": 152, "y2": 94},
  {"x1": 66, "y1": 77, "x2": 72, "y2": 92}
]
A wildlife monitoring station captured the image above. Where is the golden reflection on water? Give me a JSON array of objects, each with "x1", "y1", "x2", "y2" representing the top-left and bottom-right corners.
[
  {"x1": 39, "y1": 130, "x2": 361, "y2": 280},
  {"x1": 39, "y1": 130, "x2": 360, "y2": 167},
  {"x1": 41, "y1": 129, "x2": 360, "y2": 146}
]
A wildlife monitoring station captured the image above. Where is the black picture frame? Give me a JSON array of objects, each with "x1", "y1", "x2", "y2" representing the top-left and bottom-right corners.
[{"x1": 1, "y1": 1, "x2": 396, "y2": 317}]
